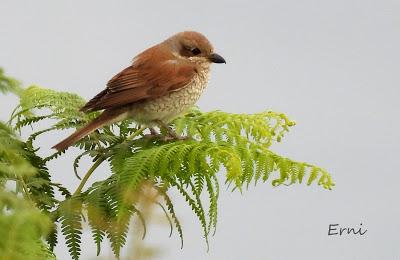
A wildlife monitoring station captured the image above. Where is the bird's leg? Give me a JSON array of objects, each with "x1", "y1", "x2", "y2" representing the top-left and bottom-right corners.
[
  {"x1": 155, "y1": 120, "x2": 188, "y2": 141},
  {"x1": 149, "y1": 127, "x2": 159, "y2": 136},
  {"x1": 143, "y1": 127, "x2": 162, "y2": 139}
]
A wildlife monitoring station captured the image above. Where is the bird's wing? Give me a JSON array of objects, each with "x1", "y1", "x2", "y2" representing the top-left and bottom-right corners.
[{"x1": 80, "y1": 47, "x2": 197, "y2": 112}]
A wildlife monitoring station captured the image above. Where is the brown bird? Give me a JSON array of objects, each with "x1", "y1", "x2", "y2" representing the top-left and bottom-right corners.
[{"x1": 52, "y1": 31, "x2": 225, "y2": 151}]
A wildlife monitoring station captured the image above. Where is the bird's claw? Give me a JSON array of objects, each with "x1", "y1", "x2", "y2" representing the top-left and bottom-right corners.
[{"x1": 143, "y1": 133, "x2": 190, "y2": 141}]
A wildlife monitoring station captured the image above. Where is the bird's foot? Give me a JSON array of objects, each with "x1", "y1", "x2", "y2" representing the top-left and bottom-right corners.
[
  {"x1": 145, "y1": 133, "x2": 190, "y2": 141},
  {"x1": 163, "y1": 134, "x2": 190, "y2": 141},
  {"x1": 143, "y1": 127, "x2": 161, "y2": 139},
  {"x1": 149, "y1": 120, "x2": 191, "y2": 141},
  {"x1": 149, "y1": 127, "x2": 159, "y2": 136},
  {"x1": 142, "y1": 126, "x2": 189, "y2": 141}
]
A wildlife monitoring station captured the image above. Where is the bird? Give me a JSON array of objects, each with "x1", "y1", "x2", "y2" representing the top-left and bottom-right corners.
[{"x1": 52, "y1": 31, "x2": 226, "y2": 151}]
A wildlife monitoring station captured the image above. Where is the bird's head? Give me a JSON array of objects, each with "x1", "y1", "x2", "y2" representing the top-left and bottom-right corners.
[{"x1": 165, "y1": 31, "x2": 226, "y2": 65}]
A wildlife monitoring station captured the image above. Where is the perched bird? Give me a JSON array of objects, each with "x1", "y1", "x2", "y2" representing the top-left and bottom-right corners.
[{"x1": 52, "y1": 31, "x2": 225, "y2": 151}]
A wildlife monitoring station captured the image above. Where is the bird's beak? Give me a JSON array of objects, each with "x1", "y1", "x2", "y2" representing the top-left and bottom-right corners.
[{"x1": 208, "y1": 53, "x2": 226, "y2": 64}]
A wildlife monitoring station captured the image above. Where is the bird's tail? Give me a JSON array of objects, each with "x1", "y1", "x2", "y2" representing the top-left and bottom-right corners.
[{"x1": 52, "y1": 109, "x2": 125, "y2": 151}]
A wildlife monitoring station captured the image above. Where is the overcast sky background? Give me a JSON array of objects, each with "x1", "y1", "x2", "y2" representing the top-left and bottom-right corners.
[{"x1": 1, "y1": 1, "x2": 399, "y2": 259}]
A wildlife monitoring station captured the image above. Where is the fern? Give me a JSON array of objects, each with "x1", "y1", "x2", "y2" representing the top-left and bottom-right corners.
[
  {"x1": 0, "y1": 68, "x2": 22, "y2": 96},
  {"x1": 156, "y1": 186, "x2": 184, "y2": 248},
  {"x1": 58, "y1": 197, "x2": 83, "y2": 260},
  {"x1": 2, "y1": 83, "x2": 334, "y2": 259},
  {"x1": 0, "y1": 122, "x2": 36, "y2": 177},
  {"x1": 0, "y1": 107, "x2": 54, "y2": 259},
  {"x1": 0, "y1": 192, "x2": 55, "y2": 260}
]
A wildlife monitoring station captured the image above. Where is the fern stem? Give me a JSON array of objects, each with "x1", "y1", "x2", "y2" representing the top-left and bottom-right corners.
[
  {"x1": 126, "y1": 126, "x2": 146, "y2": 140},
  {"x1": 18, "y1": 176, "x2": 32, "y2": 201},
  {"x1": 73, "y1": 158, "x2": 105, "y2": 196},
  {"x1": 73, "y1": 127, "x2": 146, "y2": 196},
  {"x1": 156, "y1": 202, "x2": 173, "y2": 237},
  {"x1": 8, "y1": 104, "x2": 20, "y2": 125}
]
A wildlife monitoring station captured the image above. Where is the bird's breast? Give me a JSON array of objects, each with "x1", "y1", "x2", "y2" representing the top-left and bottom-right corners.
[{"x1": 130, "y1": 67, "x2": 210, "y2": 124}]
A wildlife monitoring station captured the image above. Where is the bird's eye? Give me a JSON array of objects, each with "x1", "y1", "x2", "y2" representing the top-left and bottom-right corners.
[{"x1": 191, "y1": 48, "x2": 201, "y2": 55}]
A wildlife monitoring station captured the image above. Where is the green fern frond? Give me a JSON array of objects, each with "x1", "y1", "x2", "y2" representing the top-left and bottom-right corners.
[
  {"x1": 0, "y1": 122, "x2": 37, "y2": 177},
  {"x1": 4, "y1": 86, "x2": 334, "y2": 259},
  {"x1": 0, "y1": 121, "x2": 58, "y2": 211},
  {"x1": 173, "y1": 108, "x2": 296, "y2": 147},
  {"x1": 108, "y1": 205, "x2": 132, "y2": 257},
  {"x1": 10, "y1": 86, "x2": 98, "y2": 136},
  {"x1": 205, "y1": 174, "x2": 218, "y2": 235},
  {"x1": 156, "y1": 187, "x2": 184, "y2": 248},
  {"x1": 58, "y1": 198, "x2": 83, "y2": 260},
  {"x1": 88, "y1": 205, "x2": 108, "y2": 256},
  {"x1": 19, "y1": 85, "x2": 87, "y2": 119},
  {"x1": 187, "y1": 180, "x2": 210, "y2": 249},
  {"x1": 0, "y1": 68, "x2": 22, "y2": 96},
  {"x1": 24, "y1": 147, "x2": 56, "y2": 210},
  {"x1": 156, "y1": 201, "x2": 174, "y2": 237},
  {"x1": 81, "y1": 137, "x2": 332, "y2": 254},
  {"x1": 47, "y1": 220, "x2": 58, "y2": 252},
  {"x1": 86, "y1": 181, "x2": 113, "y2": 256},
  {"x1": 0, "y1": 191, "x2": 53, "y2": 260}
]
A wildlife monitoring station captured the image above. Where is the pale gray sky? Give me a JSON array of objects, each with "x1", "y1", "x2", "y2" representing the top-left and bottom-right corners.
[{"x1": 1, "y1": 1, "x2": 400, "y2": 259}]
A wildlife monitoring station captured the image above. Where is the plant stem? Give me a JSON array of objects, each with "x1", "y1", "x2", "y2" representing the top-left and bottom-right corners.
[
  {"x1": 127, "y1": 126, "x2": 146, "y2": 140},
  {"x1": 72, "y1": 127, "x2": 146, "y2": 196},
  {"x1": 18, "y1": 176, "x2": 31, "y2": 201},
  {"x1": 73, "y1": 157, "x2": 104, "y2": 196}
]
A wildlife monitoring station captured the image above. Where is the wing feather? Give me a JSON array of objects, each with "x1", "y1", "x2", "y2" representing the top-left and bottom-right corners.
[{"x1": 80, "y1": 45, "x2": 197, "y2": 112}]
